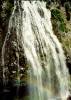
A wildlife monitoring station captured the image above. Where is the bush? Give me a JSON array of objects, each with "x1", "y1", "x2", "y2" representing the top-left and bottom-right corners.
[
  {"x1": 64, "y1": 2, "x2": 70, "y2": 21},
  {"x1": 51, "y1": 9, "x2": 68, "y2": 32}
]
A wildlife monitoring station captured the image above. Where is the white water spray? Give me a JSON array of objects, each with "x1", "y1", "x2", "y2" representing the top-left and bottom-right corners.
[{"x1": 2, "y1": 1, "x2": 70, "y2": 100}]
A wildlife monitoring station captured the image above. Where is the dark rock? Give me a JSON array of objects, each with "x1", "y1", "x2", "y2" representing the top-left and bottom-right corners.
[
  {"x1": 67, "y1": 96, "x2": 71, "y2": 100},
  {"x1": 38, "y1": 8, "x2": 44, "y2": 18},
  {"x1": 66, "y1": 56, "x2": 71, "y2": 74}
]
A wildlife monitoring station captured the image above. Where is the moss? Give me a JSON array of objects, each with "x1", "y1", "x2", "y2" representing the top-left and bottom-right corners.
[
  {"x1": 5, "y1": 1, "x2": 14, "y2": 18},
  {"x1": 59, "y1": 22, "x2": 68, "y2": 32},
  {"x1": 51, "y1": 9, "x2": 68, "y2": 32},
  {"x1": 61, "y1": 34, "x2": 71, "y2": 53},
  {"x1": 51, "y1": 9, "x2": 63, "y2": 21}
]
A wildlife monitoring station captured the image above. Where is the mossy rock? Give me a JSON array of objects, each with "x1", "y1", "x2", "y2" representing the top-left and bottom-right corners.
[{"x1": 51, "y1": 9, "x2": 68, "y2": 32}]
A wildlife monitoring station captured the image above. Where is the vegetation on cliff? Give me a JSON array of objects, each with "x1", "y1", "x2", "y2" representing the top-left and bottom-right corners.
[
  {"x1": 0, "y1": 0, "x2": 71, "y2": 84},
  {"x1": 0, "y1": 1, "x2": 71, "y2": 100}
]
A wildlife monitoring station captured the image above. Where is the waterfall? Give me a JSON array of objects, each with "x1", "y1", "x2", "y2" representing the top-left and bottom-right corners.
[{"x1": 2, "y1": 1, "x2": 70, "y2": 100}]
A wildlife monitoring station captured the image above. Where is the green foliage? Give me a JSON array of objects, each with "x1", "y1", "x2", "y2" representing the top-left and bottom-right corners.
[
  {"x1": 51, "y1": 9, "x2": 68, "y2": 32},
  {"x1": 51, "y1": 9, "x2": 64, "y2": 22},
  {"x1": 64, "y1": 2, "x2": 70, "y2": 11},
  {"x1": 59, "y1": 23, "x2": 64, "y2": 32},
  {"x1": 4, "y1": 0, "x2": 14, "y2": 18},
  {"x1": 64, "y1": 2, "x2": 71, "y2": 21}
]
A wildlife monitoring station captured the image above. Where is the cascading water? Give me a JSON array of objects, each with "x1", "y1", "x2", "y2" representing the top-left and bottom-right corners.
[{"x1": 2, "y1": 0, "x2": 70, "y2": 100}]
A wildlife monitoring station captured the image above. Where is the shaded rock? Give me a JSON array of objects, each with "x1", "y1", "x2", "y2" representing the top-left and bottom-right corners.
[
  {"x1": 67, "y1": 96, "x2": 71, "y2": 100},
  {"x1": 66, "y1": 55, "x2": 71, "y2": 74}
]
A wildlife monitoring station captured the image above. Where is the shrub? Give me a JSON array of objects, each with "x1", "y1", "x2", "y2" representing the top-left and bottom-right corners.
[{"x1": 51, "y1": 9, "x2": 68, "y2": 32}]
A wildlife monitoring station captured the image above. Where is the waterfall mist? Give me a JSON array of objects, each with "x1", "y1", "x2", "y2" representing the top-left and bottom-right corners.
[{"x1": 2, "y1": 1, "x2": 70, "y2": 100}]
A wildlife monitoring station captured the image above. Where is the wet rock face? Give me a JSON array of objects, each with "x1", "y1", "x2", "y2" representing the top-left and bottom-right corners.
[
  {"x1": 66, "y1": 56, "x2": 71, "y2": 75},
  {"x1": 67, "y1": 96, "x2": 71, "y2": 100},
  {"x1": 38, "y1": 8, "x2": 44, "y2": 18}
]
